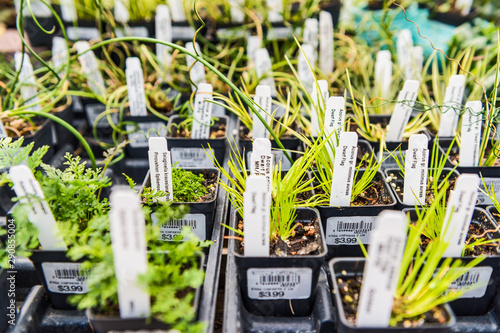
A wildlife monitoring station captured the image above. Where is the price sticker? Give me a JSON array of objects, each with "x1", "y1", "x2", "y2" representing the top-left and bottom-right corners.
[
  {"x1": 153, "y1": 213, "x2": 206, "y2": 241},
  {"x1": 247, "y1": 268, "x2": 312, "y2": 299},
  {"x1": 171, "y1": 148, "x2": 213, "y2": 168},
  {"x1": 459, "y1": 101, "x2": 482, "y2": 167},
  {"x1": 445, "y1": 266, "x2": 492, "y2": 298},
  {"x1": 326, "y1": 216, "x2": 376, "y2": 246},
  {"x1": 42, "y1": 263, "x2": 88, "y2": 294},
  {"x1": 477, "y1": 178, "x2": 500, "y2": 205}
]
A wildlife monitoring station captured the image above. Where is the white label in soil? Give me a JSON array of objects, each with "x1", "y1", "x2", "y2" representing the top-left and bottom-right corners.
[
  {"x1": 244, "y1": 176, "x2": 271, "y2": 256},
  {"x1": 85, "y1": 104, "x2": 118, "y2": 128},
  {"x1": 171, "y1": 148, "x2": 212, "y2": 168},
  {"x1": 267, "y1": 26, "x2": 293, "y2": 40},
  {"x1": 255, "y1": 48, "x2": 276, "y2": 96},
  {"x1": 324, "y1": 96, "x2": 345, "y2": 150},
  {"x1": 266, "y1": 0, "x2": 283, "y2": 23},
  {"x1": 386, "y1": 80, "x2": 420, "y2": 142},
  {"x1": 42, "y1": 262, "x2": 88, "y2": 294},
  {"x1": 156, "y1": 5, "x2": 172, "y2": 67},
  {"x1": 445, "y1": 266, "x2": 492, "y2": 298},
  {"x1": 403, "y1": 134, "x2": 429, "y2": 206},
  {"x1": 303, "y1": 18, "x2": 319, "y2": 54},
  {"x1": 229, "y1": 0, "x2": 244, "y2": 23},
  {"x1": 127, "y1": 122, "x2": 167, "y2": 148},
  {"x1": 250, "y1": 138, "x2": 273, "y2": 192},
  {"x1": 185, "y1": 42, "x2": 206, "y2": 91},
  {"x1": 191, "y1": 83, "x2": 213, "y2": 139},
  {"x1": 326, "y1": 216, "x2": 376, "y2": 246},
  {"x1": 310, "y1": 80, "x2": 329, "y2": 137},
  {"x1": 330, "y1": 132, "x2": 358, "y2": 206},
  {"x1": 115, "y1": 26, "x2": 149, "y2": 38},
  {"x1": 442, "y1": 174, "x2": 480, "y2": 257},
  {"x1": 67, "y1": 27, "x2": 100, "y2": 41},
  {"x1": 114, "y1": 0, "x2": 129, "y2": 23},
  {"x1": 126, "y1": 57, "x2": 147, "y2": 116},
  {"x1": 252, "y1": 85, "x2": 272, "y2": 139},
  {"x1": 75, "y1": 41, "x2": 106, "y2": 97},
  {"x1": 438, "y1": 75, "x2": 465, "y2": 137},
  {"x1": 375, "y1": 50, "x2": 392, "y2": 100},
  {"x1": 148, "y1": 137, "x2": 173, "y2": 202},
  {"x1": 319, "y1": 11, "x2": 333, "y2": 74},
  {"x1": 247, "y1": 35, "x2": 262, "y2": 67},
  {"x1": 14, "y1": 52, "x2": 40, "y2": 111},
  {"x1": 357, "y1": 211, "x2": 407, "y2": 328},
  {"x1": 59, "y1": 0, "x2": 77, "y2": 21},
  {"x1": 406, "y1": 46, "x2": 423, "y2": 81},
  {"x1": 171, "y1": 25, "x2": 195, "y2": 39},
  {"x1": 396, "y1": 29, "x2": 413, "y2": 73},
  {"x1": 459, "y1": 101, "x2": 482, "y2": 167},
  {"x1": 247, "y1": 268, "x2": 312, "y2": 300},
  {"x1": 477, "y1": 178, "x2": 500, "y2": 205},
  {"x1": 298, "y1": 44, "x2": 316, "y2": 92},
  {"x1": 153, "y1": 213, "x2": 206, "y2": 241},
  {"x1": 169, "y1": 0, "x2": 186, "y2": 22},
  {"x1": 52, "y1": 37, "x2": 68, "y2": 74}
]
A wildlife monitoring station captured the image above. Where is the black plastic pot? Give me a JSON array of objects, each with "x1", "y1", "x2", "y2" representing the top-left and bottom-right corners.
[
  {"x1": 52, "y1": 103, "x2": 76, "y2": 149},
  {"x1": 329, "y1": 258, "x2": 457, "y2": 332},
  {"x1": 232, "y1": 207, "x2": 327, "y2": 317},
  {"x1": 29, "y1": 250, "x2": 87, "y2": 310},
  {"x1": 315, "y1": 170, "x2": 397, "y2": 259},
  {"x1": 166, "y1": 115, "x2": 228, "y2": 168},
  {"x1": 25, "y1": 15, "x2": 56, "y2": 46},
  {"x1": 384, "y1": 168, "x2": 460, "y2": 210},
  {"x1": 141, "y1": 168, "x2": 220, "y2": 242},
  {"x1": 15, "y1": 117, "x2": 55, "y2": 163},
  {"x1": 405, "y1": 208, "x2": 500, "y2": 317}
]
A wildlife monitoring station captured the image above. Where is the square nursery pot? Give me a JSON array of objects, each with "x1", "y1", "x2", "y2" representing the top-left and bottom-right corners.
[
  {"x1": 86, "y1": 252, "x2": 204, "y2": 333},
  {"x1": 25, "y1": 15, "x2": 56, "y2": 46},
  {"x1": 384, "y1": 168, "x2": 460, "y2": 210},
  {"x1": 315, "y1": 169, "x2": 397, "y2": 259},
  {"x1": 141, "y1": 168, "x2": 220, "y2": 243},
  {"x1": 166, "y1": 115, "x2": 228, "y2": 168},
  {"x1": 329, "y1": 258, "x2": 456, "y2": 333},
  {"x1": 232, "y1": 207, "x2": 327, "y2": 317},
  {"x1": 405, "y1": 207, "x2": 500, "y2": 317}
]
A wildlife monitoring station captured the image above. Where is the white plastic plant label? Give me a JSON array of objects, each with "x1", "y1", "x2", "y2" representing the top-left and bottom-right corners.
[
  {"x1": 229, "y1": 0, "x2": 244, "y2": 23},
  {"x1": 356, "y1": 210, "x2": 407, "y2": 328},
  {"x1": 153, "y1": 213, "x2": 206, "y2": 241},
  {"x1": 459, "y1": 101, "x2": 482, "y2": 167},
  {"x1": 244, "y1": 175, "x2": 271, "y2": 257},
  {"x1": 266, "y1": 0, "x2": 283, "y2": 23},
  {"x1": 303, "y1": 18, "x2": 319, "y2": 54},
  {"x1": 330, "y1": 132, "x2": 358, "y2": 206},
  {"x1": 52, "y1": 37, "x2": 68, "y2": 74},
  {"x1": 397, "y1": 29, "x2": 413, "y2": 71},
  {"x1": 255, "y1": 48, "x2": 276, "y2": 97},
  {"x1": 324, "y1": 96, "x2": 345, "y2": 147},
  {"x1": 169, "y1": 0, "x2": 186, "y2": 22},
  {"x1": 386, "y1": 80, "x2": 420, "y2": 142},
  {"x1": 250, "y1": 138, "x2": 273, "y2": 192},
  {"x1": 59, "y1": 0, "x2": 77, "y2": 22},
  {"x1": 442, "y1": 174, "x2": 480, "y2": 257},
  {"x1": 156, "y1": 5, "x2": 172, "y2": 67},
  {"x1": 477, "y1": 178, "x2": 500, "y2": 205},
  {"x1": 252, "y1": 85, "x2": 272, "y2": 139},
  {"x1": 247, "y1": 268, "x2": 312, "y2": 299},
  {"x1": 171, "y1": 148, "x2": 212, "y2": 168},
  {"x1": 126, "y1": 122, "x2": 167, "y2": 148},
  {"x1": 42, "y1": 262, "x2": 88, "y2": 294},
  {"x1": 446, "y1": 266, "x2": 492, "y2": 298},
  {"x1": 298, "y1": 44, "x2": 316, "y2": 92},
  {"x1": 67, "y1": 27, "x2": 100, "y2": 41},
  {"x1": 375, "y1": 50, "x2": 392, "y2": 100},
  {"x1": 186, "y1": 42, "x2": 206, "y2": 91},
  {"x1": 110, "y1": 187, "x2": 150, "y2": 318},
  {"x1": 10, "y1": 165, "x2": 67, "y2": 251},
  {"x1": 310, "y1": 80, "x2": 329, "y2": 137},
  {"x1": 75, "y1": 41, "x2": 106, "y2": 97},
  {"x1": 191, "y1": 83, "x2": 213, "y2": 139},
  {"x1": 247, "y1": 35, "x2": 262, "y2": 66},
  {"x1": 319, "y1": 11, "x2": 333, "y2": 74},
  {"x1": 148, "y1": 137, "x2": 173, "y2": 202},
  {"x1": 125, "y1": 57, "x2": 147, "y2": 116},
  {"x1": 456, "y1": 0, "x2": 473, "y2": 15},
  {"x1": 403, "y1": 134, "x2": 429, "y2": 206},
  {"x1": 14, "y1": 52, "x2": 41, "y2": 111},
  {"x1": 438, "y1": 75, "x2": 466, "y2": 137},
  {"x1": 406, "y1": 46, "x2": 423, "y2": 81},
  {"x1": 114, "y1": 0, "x2": 130, "y2": 23},
  {"x1": 326, "y1": 216, "x2": 376, "y2": 246}
]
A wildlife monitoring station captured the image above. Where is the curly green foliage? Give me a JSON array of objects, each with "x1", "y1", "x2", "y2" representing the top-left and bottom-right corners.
[{"x1": 172, "y1": 167, "x2": 209, "y2": 203}]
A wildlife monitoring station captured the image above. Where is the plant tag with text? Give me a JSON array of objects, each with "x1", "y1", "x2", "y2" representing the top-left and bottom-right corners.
[
  {"x1": 250, "y1": 138, "x2": 273, "y2": 192},
  {"x1": 330, "y1": 132, "x2": 358, "y2": 206},
  {"x1": 255, "y1": 48, "x2": 276, "y2": 97},
  {"x1": 460, "y1": 101, "x2": 482, "y2": 167},
  {"x1": 298, "y1": 44, "x2": 316, "y2": 92},
  {"x1": 252, "y1": 85, "x2": 272, "y2": 139},
  {"x1": 247, "y1": 268, "x2": 312, "y2": 299},
  {"x1": 244, "y1": 175, "x2": 271, "y2": 257},
  {"x1": 75, "y1": 41, "x2": 106, "y2": 97},
  {"x1": 438, "y1": 75, "x2": 465, "y2": 137},
  {"x1": 114, "y1": 0, "x2": 129, "y2": 23},
  {"x1": 477, "y1": 178, "x2": 500, "y2": 205},
  {"x1": 156, "y1": 5, "x2": 172, "y2": 67},
  {"x1": 375, "y1": 50, "x2": 392, "y2": 100},
  {"x1": 397, "y1": 29, "x2": 413, "y2": 71},
  {"x1": 324, "y1": 96, "x2": 345, "y2": 148},
  {"x1": 171, "y1": 148, "x2": 212, "y2": 168},
  {"x1": 319, "y1": 11, "x2": 333, "y2": 74},
  {"x1": 169, "y1": 0, "x2": 186, "y2": 21},
  {"x1": 191, "y1": 83, "x2": 213, "y2": 139},
  {"x1": 442, "y1": 173, "x2": 480, "y2": 257},
  {"x1": 310, "y1": 80, "x2": 329, "y2": 137},
  {"x1": 386, "y1": 80, "x2": 420, "y2": 142},
  {"x1": 148, "y1": 137, "x2": 173, "y2": 202},
  {"x1": 247, "y1": 35, "x2": 262, "y2": 66},
  {"x1": 126, "y1": 57, "x2": 147, "y2": 116},
  {"x1": 403, "y1": 134, "x2": 429, "y2": 205},
  {"x1": 326, "y1": 216, "x2": 376, "y2": 246},
  {"x1": 267, "y1": 0, "x2": 283, "y2": 23},
  {"x1": 42, "y1": 262, "x2": 88, "y2": 294},
  {"x1": 357, "y1": 211, "x2": 407, "y2": 327},
  {"x1": 14, "y1": 52, "x2": 41, "y2": 111},
  {"x1": 10, "y1": 165, "x2": 66, "y2": 250},
  {"x1": 185, "y1": 42, "x2": 206, "y2": 91},
  {"x1": 110, "y1": 187, "x2": 150, "y2": 318},
  {"x1": 445, "y1": 266, "x2": 492, "y2": 298}
]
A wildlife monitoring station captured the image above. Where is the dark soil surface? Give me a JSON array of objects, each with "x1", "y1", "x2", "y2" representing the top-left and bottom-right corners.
[
  {"x1": 196, "y1": 169, "x2": 218, "y2": 202},
  {"x1": 351, "y1": 179, "x2": 393, "y2": 206}
]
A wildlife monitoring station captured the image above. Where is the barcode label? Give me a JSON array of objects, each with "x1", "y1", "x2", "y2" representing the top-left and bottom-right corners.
[
  {"x1": 445, "y1": 266, "x2": 492, "y2": 298},
  {"x1": 326, "y1": 216, "x2": 376, "y2": 245},
  {"x1": 67, "y1": 27, "x2": 99, "y2": 40},
  {"x1": 42, "y1": 262, "x2": 89, "y2": 294},
  {"x1": 477, "y1": 178, "x2": 500, "y2": 205},
  {"x1": 152, "y1": 213, "x2": 206, "y2": 241},
  {"x1": 85, "y1": 104, "x2": 118, "y2": 128},
  {"x1": 247, "y1": 268, "x2": 312, "y2": 299},
  {"x1": 127, "y1": 122, "x2": 167, "y2": 148},
  {"x1": 171, "y1": 147, "x2": 213, "y2": 167},
  {"x1": 171, "y1": 25, "x2": 196, "y2": 40}
]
